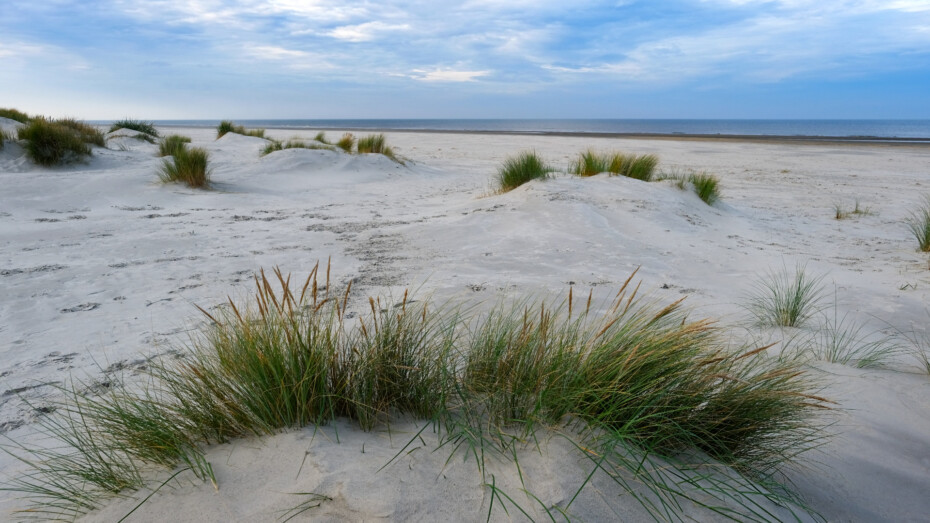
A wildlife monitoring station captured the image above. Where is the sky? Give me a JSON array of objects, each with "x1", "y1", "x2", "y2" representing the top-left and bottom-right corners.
[{"x1": 1, "y1": 0, "x2": 929, "y2": 119}]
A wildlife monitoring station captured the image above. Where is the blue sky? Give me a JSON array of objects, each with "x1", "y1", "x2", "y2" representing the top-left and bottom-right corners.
[{"x1": 1, "y1": 0, "x2": 929, "y2": 119}]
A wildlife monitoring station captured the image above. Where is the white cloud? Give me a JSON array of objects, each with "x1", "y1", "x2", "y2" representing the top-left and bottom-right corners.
[
  {"x1": 409, "y1": 68, "x2": 492, "y2": 82},
  {"x1": 327, "y1": 21, "x2": 411, "y2": 43}
]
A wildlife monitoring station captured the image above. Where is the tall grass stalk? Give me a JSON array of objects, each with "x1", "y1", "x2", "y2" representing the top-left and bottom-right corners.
[
  {"x1": 495, "y1": 151, "x2": 550, "y2": 192},
  {"x1": 158, "y1": 147, "x2": 210, "y2": 188},
  {"x1": 745, "y1": 265, "x2": 826, "y2": 328},
  {"x1": 157, "y1": 135, "x2": 192, "y2": 157},
  {"x1": 906, "y1": 196, "x2": 930, "y2": 252},
  {"x1": 3, "y1": 265, "x2": 830, "y2": 521}
]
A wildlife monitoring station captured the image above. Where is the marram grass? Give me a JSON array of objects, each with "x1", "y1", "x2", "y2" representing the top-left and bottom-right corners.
[
  {"x1": 0, "y1": 107, "x2": 31, "y2": 124},
  {"x1": 157, "y1": 134, "x2": 192, "y2": 158},
  {"x1": 261, "y1": 139, "x2": 335, "y2": 156},
  {"x1": 570, "y1": 150, "x2": 659, "y2": 181},
  {"x1": 356, "y1": 134, "x2": 401, "y2": 163},
  {"x1": 16, "y1": 117, "x2": 98, "y2": 166},
  {"x1": 216, "y1": 120, "x2": 266, "y2": 139},
  {"x1": 2, "y1": 264, "x2": 831, "y2": 521},
  {"x1": 745, "y1": 264, "x2": 826, "y2": 328},
  {"x1": 336, "y1": 132, "x2": 355, "y2": 153},
  {"x1": 906, "y1": 196, "x2": 930, "y2": 252},
  {"x1": 495, "y1": 151, "x2": 551, "y2": 192},
  {"x1": 109, "y1": 119, "x2": 158, "y2": 138},
  {"x1": 158, "y1": 146, "x2": 210, "y2": 188}
]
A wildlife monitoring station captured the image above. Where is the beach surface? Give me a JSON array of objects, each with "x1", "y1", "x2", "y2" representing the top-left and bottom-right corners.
[{"x1": 1, "y1": 120, "x2": 929, "y2": 521}]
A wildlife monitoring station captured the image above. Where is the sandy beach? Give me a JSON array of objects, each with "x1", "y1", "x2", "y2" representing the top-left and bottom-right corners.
[{"x1": 2, "y1": 120, "x2": 929, "y2": 521}]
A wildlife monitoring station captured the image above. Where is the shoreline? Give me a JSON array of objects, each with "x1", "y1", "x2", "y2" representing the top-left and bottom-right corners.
[{"x1": 156, "y1": 124, "x2": 930, "y2": 146}]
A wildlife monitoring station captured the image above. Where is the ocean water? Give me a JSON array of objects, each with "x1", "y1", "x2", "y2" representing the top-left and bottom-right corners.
[{"x1": 144, "y1": 119, "x2": 930, "y2": 140}]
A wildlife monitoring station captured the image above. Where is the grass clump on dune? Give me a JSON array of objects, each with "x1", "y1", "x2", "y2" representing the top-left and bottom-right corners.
[
  {"x1": 16, "y1": 117, "x2": 99, "y2": 166},
  {"x1": 570, "y1": 150, "x2": 659, "y2": 181},
  {"x1": 216, "y1": 120, "x2": 265, "y2": 139},
  {"x1": 570, "y1": 149, "x2": 610, "y2": 176},
  {"x1": 260, "y1": 139, "x2": 336, "y2": 156},
  {"x1": 906, "y1": 196, "x2": 930, "y2": 252},
  {"x1": 0, "y1": 107, "x2": 31, "y2": 124},
  {"x1": 745, "y1": 264, "x2": 826, "y2": 328},
  {"x1": 495, "y1": 151, "x2": 551, "y2": 192},
  {"x1": 336, "y1": 132, "x2": 355, "y2": 153},
  {"x1": 158, "y1": 146, "x2": 210, "y2": 188},
  {"x1": 314, "y1": 131, "x2": 330, "y2": 144},
  {"x1": 356, "y1": 133, "x2": 401, "y2": 163},
  {"x1": 3, "y1": 264, "x2": 831, "y2": 521},
  {"x1": 659, "y1": 170, "x2": 721, "y2": 206},
  {"x1": 109, "y1": 118, "x2": 158, "y2": 138},
  {"x1": 157, "y1": 134, "x2": 192, "y2": 157}
]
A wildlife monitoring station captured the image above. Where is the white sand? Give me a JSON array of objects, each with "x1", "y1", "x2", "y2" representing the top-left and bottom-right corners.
[{"x1": 1, "y1": 120, "x2": 929, "y2": 521}]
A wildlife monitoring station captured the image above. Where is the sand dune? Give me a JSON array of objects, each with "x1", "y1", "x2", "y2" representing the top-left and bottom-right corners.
[{"x1": 1, "y1": 124, "x2": 929, "y2": 521}]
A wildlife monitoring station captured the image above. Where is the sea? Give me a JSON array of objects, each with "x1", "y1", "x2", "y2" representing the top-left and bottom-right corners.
[{"x1": 138, "y1": 119, "x2": 930, "y2": 141}]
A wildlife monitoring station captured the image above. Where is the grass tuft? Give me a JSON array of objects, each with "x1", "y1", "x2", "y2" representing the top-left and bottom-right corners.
[
  {"x1": 570, "y1": 151, "x2": 659, "y2": 181},
  {"x1": 745, "y1": 264, "x2": 826, "y2": 328},
  {"x1": 261, "y1": 139, "x2": 336, "y2": 156},
  {"x1": 158, "y1": 147, "x2": 210, "y2": 188},
  {"x1": 690, "y1": 172, "x2": 720, "y2": 205},
  {"x1": 16, "y1": 117, "x2": 98, "y2": 166},
  {"x1": 314, "y1": 131, "x2": 330, "y2": 144},
  {"x1": 570, "y1": 149, "x2": 610, "y2": 176},
  {"x1": 217, "y1": 120, "x2": 266, "y2": 139},
  {"x1": 336, "y1": 132, "x2": 355, "y2": 153},
  {"x1": 109, "y1": 119, "x2": 158, "y2": 138},
  {"x1": 356, "y1": 134, "x2": 401, "y2": 163},
  {"x1": 3, "y1": 265, "x2": 831, "y2": 521},
  {"x1": 905, "y1": 196, "x2": 930, "y2": 252},
  {"x1": 0, "y1": 107, "x2": 31, "y2": 124},
  {"x1": 157, "y1": 134, "x2": 192, "y2": 157},
  {"x1": 495, "y1": 151, "x2": 551, "y2": 192}
]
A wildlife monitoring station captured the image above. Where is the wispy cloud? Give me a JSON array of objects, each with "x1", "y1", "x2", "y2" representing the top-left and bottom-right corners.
[
  {"x1": 327, "y1": 21, "x2": 412, "y2": 43},
  {"x1": 408, "y1": 68, "x2": 492, "y2": 82}
]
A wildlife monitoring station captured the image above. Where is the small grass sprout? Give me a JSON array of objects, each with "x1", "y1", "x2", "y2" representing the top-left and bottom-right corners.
[
  {"x1": 0, "y1": 107, "x2": 31, "y2": 124},
  {"x1": 158, "y1": 146, "x2": 210, "y2": 188},
  {"x1": 495, "y1": 151, "x2": 551, "y2": 192},
  {"x1": 109, "y1": 118, "x2": 158, "y2": 138},
  {"x1": 336, "y1": 132, "x2": 355, "y2": 152},
  {"x1": 157, "y1": 134, "x2": 192, "y2": 157},
  {"x1": 17, "y1": 117, "x2": 96, "y2": 166},
  {"x1": 745, "y1": 264, "x2": 827, "y2": 328},
  {"x1": 834, "y1": 199, "x2": 873, "y2": 220},
  {"x1": 905, "y1": 196, "x2": 930, "y2": 252},
  {"x1": 216, "y1": 120, "x2": 266, "y2": 139}
]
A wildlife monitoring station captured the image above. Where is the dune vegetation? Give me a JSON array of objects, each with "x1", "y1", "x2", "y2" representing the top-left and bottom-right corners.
[
  {"x1": 336, "y1": 132, "x2": 355, "y2": 153},
  {"x1": 0, "y1": 107, "x2": 31, "y2": 124},
  {"x1": 261, "y1": 138, "x2": 335, "y2": 156},
  {"x1": 495, "y1": 151, "x2": 551, "y2": 192},
  {"x1": 158, "y1": 145, "x2": 210, "y2": 188},
  {"x1": 15, "y1": 117, "x2": 104, "y2": 166},
  {"x1": 109, "y1": 119, "x2": 159, "y2": 139},
  {"x1": 3, "y1": 264, "x2": 831, "y2": 521},
  {"x1": 216, "y1": 120, "x2": 265, "y2": 139},
  {"x1": 906, "y1": 196, "x2": 930, "y2": 252},
  {"x1": 570, "y1": 150, "x2": 659, "y2": 181},
  {"x1": 157, "y1": 134, "x2": 192, "y2": 158}
]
